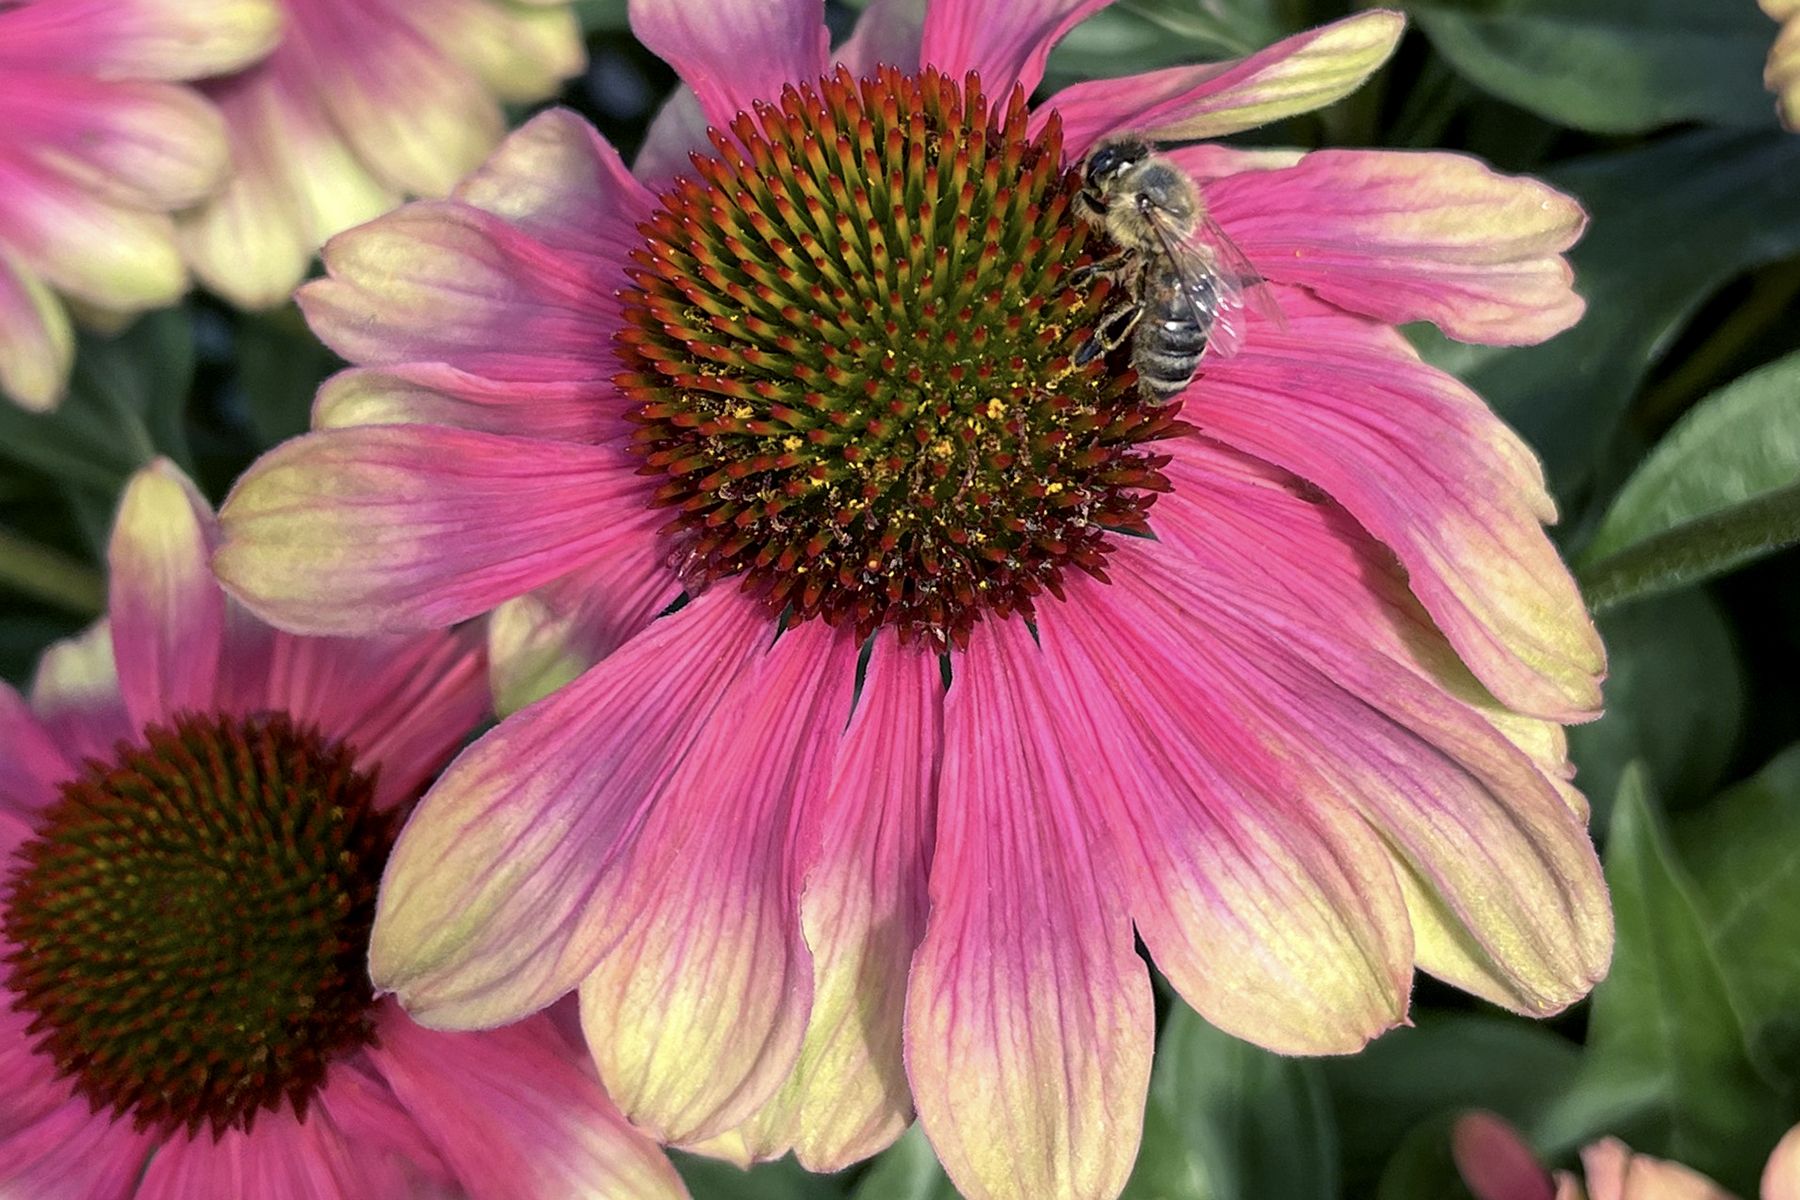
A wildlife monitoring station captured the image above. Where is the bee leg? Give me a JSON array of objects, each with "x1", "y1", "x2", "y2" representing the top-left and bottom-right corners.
[
  {"x1": 1070, "y1": 252, "x2": 1132, "y2": 288},
  {"x1": 1075, "y1": 299, "x2": 1144, "y2": 365}
]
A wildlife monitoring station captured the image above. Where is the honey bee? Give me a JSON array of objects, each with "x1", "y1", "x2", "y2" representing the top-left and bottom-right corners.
[{"x1": 1071, "y1": 133, "x2": 1281, "y2": 403}]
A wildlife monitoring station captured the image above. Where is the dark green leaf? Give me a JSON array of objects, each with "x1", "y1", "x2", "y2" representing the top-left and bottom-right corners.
[
  {"x1": 1373, "y1": 1117, "x2": 1475, "y2": 1200},
  {"x1": 234, "y1": 306, "x2": 342, "y2": 449},
  {"x1": 1410, "y1": 130, "x2": 1800, "y2": 507},
  {"x1": 1679, "y1": 744, "x2": 1800, "y2": 1089},
  {"x1": 1403, "y1": 0, "x2": 1779, "y2": 134},
  {"x1": 1578, "y1": 481, "x2": 1800, "y2": 611},
  {"x1": 1324, "y1": 1015, "x2": 1579, "y2": 1195},
  {"x1": 1045, "y1": 0, "x2": 1291, "y2": 91},
  {"x1": 0, "y1": 526, "x2": 103, "y2": 616},
  {"x1": 574, "y1": 0, "x2": 629, "y2": 32},
  {"x1": 1540, "y1": 766, "x2": 1786, "y2": 1194},
  {"x1": 1121, "y1": 1005, "x2": 1336, "y2": 1200},
  {"x1": 1567, "y1": 590, "x2": 1743, "y2": 814},
  {"x1": 675, "y1": 1152, "x2": 849, "y2": 1200},
  {"x1": 848, "y1": 1127, "x2": 960, "y2": 1200}
]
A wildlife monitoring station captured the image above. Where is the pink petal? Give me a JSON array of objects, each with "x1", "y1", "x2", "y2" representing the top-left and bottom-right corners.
[
  {"x1": 0, "y1": 685, "x2": 69, "y2": 843},
  {"x1": 1037, "y1": 10, "x2": 1405, "y2": 154},
  {"x1": 0, "y1": 73, "x2": 227, "y2": 212},
  {"x1": 0, "y1": 250, "x2": 72, "y2": 412},
  {"x1": 252, "y1": 626, "x2": 489, "y2": 809},
  {"x1": 108, "y1": 459, "x2": 225, "y2": 729},
  {"x1": 135, "y1": 1107, "x2": 383, "y2": 1200},
  {"x1": 367, "y1": 1009, "x2": 689, "y2": 1200},
  {"x1": 182, "y1": 53, "x2": 398, "y2": 310},
  {"x1": 314, "y1": 1054, "x2": 454, "y2": 1191},
  {"x1": 631, "y1": 84, "x2": 709, "y2": 187},
  {"x1": 920, "y1": 0, "x2": 1113, "y2": 100},
  {"x1": 0, "y1": 0, "x2": 280, "y2": 82},
  {"x1": 1107, "y1": 537, "x2": 1611, "y2": 1017},
  {"x1": 488, "y1": 555, "x2": 682, "y2": 717},
  {"x1": 906, "y1": 618, "x2": 1152, "y2": 1200},
  {"x1": 1765, "y1": 1123, "x2": 1800, "y2": 1200},
  {"x1": 297, "y1": 201, "x2": 619, "y2": 378},
  {"x1": 0, "y1": 1088, "x2": 154, "y2": 1199},
  {"x1": 452, "y1": 107, "x2": 653, "y2": 267},
  {"x1": 1174, "y1": 303, "x2": 1604, "y2": 721},
  {"x1": 311, "y1": 362, "x2": 623, "y2": 445},
  {"x1": 719, "y1": 633, "x2": 942, "y2": 1169},
  {"x1": 1199, "y1": 148, "x2": 1586, "y2": 345},
  {"x1": 395, "y1": 0, "x2": 584, "y2": 106},
  {"x1": 28, "y1": 620, "x2": 134, "y2": 770},
  {"x1": 629, "y1": 0, "x2": 830, "y2": 130},
  {"x1": 214, "y1": 426, "x2": 662, "y2": 636},
  {"x1": 1452, "y1": 1111, "x2": 1555, "y2": 1200},
  {"x1": 580, "y1": 619, "x2": 859, "y2": 1143},
  {"x1": 283, "y1": 0, "x2": 503, "y2": 199},
  {"x1": 836, "y1": 0, "x2": 928, "y2": 74},
  {"x1": 369, "y1": 590, "x2": 767, "y2": 1027},
  {"x1": 0, "y1": 152, "x2": 186, "y2": 312},
  {"x1": 1037, "y1": 571, "x2": 1414, "y2": 1054},
  {"x1": 1579, "y1": 1139, "x2": 1736, "y2": 1200}
]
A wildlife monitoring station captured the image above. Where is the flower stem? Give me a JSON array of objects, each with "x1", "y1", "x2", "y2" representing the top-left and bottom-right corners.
[{"x1": 0, "y1": 526, "x2": 104, "y2": 615}]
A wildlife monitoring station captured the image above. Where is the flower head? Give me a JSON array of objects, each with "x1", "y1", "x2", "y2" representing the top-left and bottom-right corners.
[
  {"x1": 1765, "y1": 0, "x2": 1800, "y2": 130},
  {"x1": 0, "y1": 0, "x2": 275, "y2": 411},
  {"x1": 217, "y1": 3, "x2": 1612, "y2": 1198},
  {"x1": 1, "y1": 460, "x2": 685, "y2": 1199},
  {"x1": 180, "y1": 0, "x2": 586, "y2": 309}
]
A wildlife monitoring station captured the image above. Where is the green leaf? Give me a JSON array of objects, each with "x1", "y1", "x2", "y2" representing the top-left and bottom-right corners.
[
  {"x1": 1373, "y1": 1117, "x2": 1475, "y2": 1200},
  {"x1": 1540, "y1": 766, "x2": 1787, "y2": 1194},
  {"x1": 675, "y1": 1152, "x2": 849, "y2": 1200},
  {"x1": 848, "y1": 1127, "x2": 960, "y2": 1200},
  {"x1": 1567, "y1": 590, "x2": 1744, "y2": 815},
  {"x1": 1403, "y1": 0, "x2": 1779, "y2": 134},
  {"x1": 234, "y1": 306, "x2": 342, "y2": 449},
  {"x1": 1324, "y1": 1015, "x2": 1579, "y2": 1196},
  {"x1": 1410, "y1": 130, "x2": 1800, "y2": 507},
  {"x1": 1578, "y1": 482, "x2": 1800, "y2": 612},
  {"x1": 1679, "y1": 744, "x2": 1800, "y2": 1089},
  {"x1": 1121, "y1": 1005, "x2": 1336, "y2": 1200},
  {"x1": 1584, "y1": 351, "x2": 1800, "y2": 563},
  {"x1": 1046, "y1": 0, "x2": 1291, "y2": 91},
  {"x1": 574, "y1": 0, "x2": 629, "y2": 32}
]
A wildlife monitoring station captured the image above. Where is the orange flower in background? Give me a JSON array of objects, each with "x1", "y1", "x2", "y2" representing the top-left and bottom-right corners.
[{"x1": 0, "y1": 0, "x2": 276, "y2": 411}]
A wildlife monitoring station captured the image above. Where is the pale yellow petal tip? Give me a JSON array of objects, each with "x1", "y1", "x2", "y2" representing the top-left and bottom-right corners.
[
  {"x1": 489, "y1": 595, "x2": 593, "y2": 717},
  {"x1": 0, "y1": 273, "x2": 75, "y2": 412},
  {"x1": 1766, "y1": 9, "x2": 1800, "y2": 131}
]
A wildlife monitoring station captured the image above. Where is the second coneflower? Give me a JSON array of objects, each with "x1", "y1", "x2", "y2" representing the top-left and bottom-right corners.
[{"x1": 217, "y1": 3, "x2": 1612, "y2": 1199}]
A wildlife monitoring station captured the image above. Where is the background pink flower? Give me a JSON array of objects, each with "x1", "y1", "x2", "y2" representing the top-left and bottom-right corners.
[
  {"x1": 216, "y1": 4, "x2": 1611, "y2": 1199},
  {"x1": 0, "y1": 0, "x2": 275, "y2": 411},
  {"x1": 179, "y1": 0, "x2": 586, "y2": 309},
  {"x1": 1, "y1": 459, "x2": 687, "y2": 1199}
]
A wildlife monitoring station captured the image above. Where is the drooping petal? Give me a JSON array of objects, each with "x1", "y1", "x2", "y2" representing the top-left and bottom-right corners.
[
  {"x1": 836, "y1": 0, "x2": 927, "y2": 75},
  {"x1": 369, "y1": 590, "x2": 766, "y2": 1028},
  {"x1": 400, "y1": 0, "x2": 585, "y2": 105},
  {"x1": 134, "y1": 1105, "x2": 380, "y2": 1200},
  {"x1": 310, "y1": 363, "x2": 620, "y2": 444},
  {"x1": 488, "y1": 556, "x2": 682, "y2": 717},
  {"x1": 367, "y1": 1010, "x2": 689, "y2": 1200},
  {"x1": 0, "y1": 251, "x2": 72, "y2": 412},
  {"x1": 717, "y1": 633, "x2": 942, "y2": 1169},
  {"x1": 214, "y1": 425, "x2": 661, "y2": 635},
  {"x1": 0, "y1": 153, "x2": 186, "y2": 313},
  {"x1": 920, "y1": 0, "x2": 1113, "y2": 100},
  {"x1": 108, "y1": 459, "x2": 224, "y2": 729},
  {"x1": 1037, "y1": 10, "x2": 1404, "y2": 154},
  {"x1": 0, "y1": 1086, "x2": 155, "y2": 1200},
  {"x1": 1578, "y1": 1139, "x2": 1735, "y2": 1200},
  {"x1": 1196, "y1": 149, "x2": 1585, "y2": 345},
  {"x1": 580, "y1": 619, "x2": 859, "y2": 1144},
  {"x1": 0, "y1": 0, "x2": 280, "y2": 82},
  {"x1": 256, "y1": 626, "x2": 489, "y2": 808},
  {"x1": 906, "y1": 619, "x2": 1152, "y2": 1200},
  {"x1": 1177, "y1": 300, "x2": 1604, "y2": 721},
  {"x1": 0, "y1": 685, "x2": 71, "y2": 825},
  {"x1": 1106, "y1": 537, "x2": 1611, "y2": 1017},
  {"x1": 452, "y1": 108, "x2": 653, "y2": 266},
  {"x1": 297, "y1": 201, "x2": 618, "y2": 377},
  {"x1": 631, "y1": 84, "x2": 709, "y2": 187},
  {"x1": 28, "y1": 620, "x2": 132, "y2": 768},
  {"x1": 0, "y1": 74, "x2": 229, "y2": 210},
  {"x1": 629, "y1": 0, "x2": 830, "y2": 131},
  {"x1": 1452, "y1": 1111, "x2": 1555, "y2": 1200},
  {"x1": 182, "y1": 55, "x2": 397, "y2": 310},
  {"x1": 1037, "y1": 572, "x2": 1414, "y2": 1053}
]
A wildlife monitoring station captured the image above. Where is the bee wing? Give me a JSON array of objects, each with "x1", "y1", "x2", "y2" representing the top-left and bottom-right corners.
[
  {"x1": 1137, "y1": 206, "x2": 1245, "y2": 356},
  {"x1": 1195, "y1": 213, "x2": 1288, "y2": 340}
]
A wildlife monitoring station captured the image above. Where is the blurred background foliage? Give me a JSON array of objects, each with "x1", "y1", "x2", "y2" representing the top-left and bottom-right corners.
[{"x1": 3, "y1": 0, "x2": 1799, "y2": 1196}]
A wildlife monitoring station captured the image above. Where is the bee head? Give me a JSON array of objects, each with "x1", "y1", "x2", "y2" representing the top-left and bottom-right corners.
[{"x1": 1085, "y1": 137, "x2": 1151, "y2": 194}]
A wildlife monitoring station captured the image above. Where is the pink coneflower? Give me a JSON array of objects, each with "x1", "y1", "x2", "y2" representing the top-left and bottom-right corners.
[
  {"x1": 1, "y1": 461, "x2": 687, "y2": 1198},
  {"x1": 1454, "y1": 1111, "x2": 1800, "y2": 1200},
  {"x1": 1765, "y1": 0, "x2": 1800, "y2": 129},
  {"x1": 216, "y1": 3, "x2": 1612, "y2": 1197},
  {"x1": 179, "y1": 0, "x2": 585, "y2": 309},
  {"x1": 0, "y1": 0, "x2": 276, "y2": 411}
]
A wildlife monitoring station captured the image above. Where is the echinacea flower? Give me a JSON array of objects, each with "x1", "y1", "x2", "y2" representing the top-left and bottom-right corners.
[
  {"x1": 1765, "y1": 0, "x2": 1800, "y2": 130},
  {"x1": 1, "y1": 460, "x2": 686, "y2": 1198},
  {"x1": 0, "y1": 0, "x2": 276, "y2": 411},
  {"x1": 1453, "y1": 1111, "x2": 1800, "y2": 1200},
  {"x1": 216, "y1": 3, "x2": 1612, "y2": 1197},
  {"x1": 179, "y1": 0, "x2": 585, "y2": 310}
]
